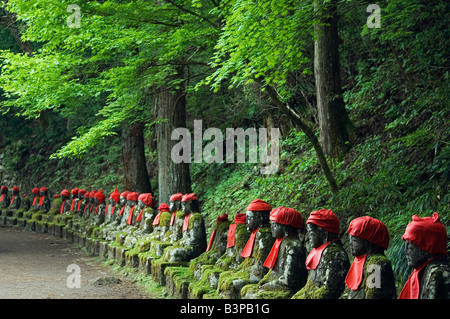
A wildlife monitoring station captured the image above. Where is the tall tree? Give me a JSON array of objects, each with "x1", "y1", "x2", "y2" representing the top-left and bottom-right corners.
[
  {"x1": 314, "y1": 0, "x2": 354, "y2": 158},
  {"x1": 120, "y1": 121, "x2": 152, "y2": 193},
  {"x1": 155, "y1": 67, "x2": 192, "y2": 204}
]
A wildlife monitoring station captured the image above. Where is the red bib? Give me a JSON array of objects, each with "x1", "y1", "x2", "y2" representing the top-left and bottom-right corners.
[
  {"x1": 70, "y1": 199, "x2": 76, "y2": 211},
  {"x1": 127, "y1": 205, "x2": 136, "y2": 225},
  {"x1": 170, "y1": 212, "x2": 176, "y2": 226},
  {"x1": 152, "y1": 211, "x2": 162, "y2": 226},
  {"x1": 182, "y1": 213, "x2": 191, "y2": 231},
  {"x1": 137, "y1": 208, "x2": 145, "y2": 222},
  {"x1": 206, "y1": 230, "x2": 216, "y2": 252},
  {"x1": 263, "y1": 237, "x2": 285, "y2": 269},
  {"x1": 60, "y1": 200, "x2": 66, "y2": 214},
  {"x1": 399, "y1": 256, "x2": 441, "y2": 299},
  {"x1": 226, "y1": 224, "x2": 238, "y2": 248},
  {"x1": 305, "y1": 240, "x2": 335, "y2": 270},
  {"x1": 345, "y1": 255, "x2": 367, "y2": 290},
  {"x1": 241, "y1": 228, "x2": 259, "y2": 258}
]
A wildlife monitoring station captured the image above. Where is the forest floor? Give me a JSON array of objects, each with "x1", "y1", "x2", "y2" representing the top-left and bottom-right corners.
[{"x1": 0, "y1": 226, "x2": 161, "y2": 299}]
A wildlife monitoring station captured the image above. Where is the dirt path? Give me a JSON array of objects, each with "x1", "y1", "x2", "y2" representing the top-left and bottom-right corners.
[{"x1": 0, "y1": 226, "x2": 159, "y2": 299}]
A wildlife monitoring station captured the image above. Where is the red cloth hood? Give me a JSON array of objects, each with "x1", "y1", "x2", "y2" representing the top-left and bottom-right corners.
[
  {"x1": 158, "y1": 203, "x2": 170, "y2": 212},
  {"x1": 234, "y1": 213, "x2": 246, "y2": 224},
  {"x1": 60, "y1": 189, "x2": 70, "y2": 197},
  {"x1": 401, "y1": 212, "x2": 447, "y2": 256},
  {"x1": 270, "y1": 206, "x2": 303, "y2": 229},
  {"x1": 246, "y1": 199, "x2": 271, "y2": 212},
  {"x1": 169, "y1": 193, "x2": 183, "y2": 201},
  {"x1": 181, "y1": 193, "x2": 198, "y2": 202},
  {"x1": 307, "y1": 208, "x2": 340, "y2": 234},
  {"x1": 347, "y1": 216, "x2": 389, "y2": 251},
  {"x1": 139, "y1": 193, "x2": 154, "y2": 206}
]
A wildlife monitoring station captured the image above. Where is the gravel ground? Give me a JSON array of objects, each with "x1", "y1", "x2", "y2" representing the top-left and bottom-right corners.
[{"x1": 0, "y1": 226, "x2": 158, "y2": 299}]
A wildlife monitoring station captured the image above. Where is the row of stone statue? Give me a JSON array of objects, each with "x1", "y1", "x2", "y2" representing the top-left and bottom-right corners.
[{"x1": 0, "y1": 185, "x2": 448, "y2": 299}]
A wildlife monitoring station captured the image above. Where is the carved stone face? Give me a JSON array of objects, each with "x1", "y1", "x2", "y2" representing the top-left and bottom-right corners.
[
  {"x1": 169, "y1": 200, "x2": 180, "y2": 212},
  {"x1": 246, "y1": 211, "x2": 259, "y2": 232},
  {"x1": 349, "y1": 235, "x2": 371, "y2": 257},
  {"x1": 271, "y1": 222, "x2": 290, "y2": 239},
  {"x1": 181, "y1": 201, "x2": 192, "y2": 216},
  {"x1": 127, "y1": 199, "x2": 137, "y2": 207},
  {"x1": 119, "y1": 196, "x2": 127, "y2": 206},
  {"x1": 138, "y1": 199, "x2": 146, "y2": 209},
  {"x1": 405, "y1": 241, "x2": 431, "y2": 269},
  {"x1": 306, "y1": 223, "x2": 327, "y2": 249}
]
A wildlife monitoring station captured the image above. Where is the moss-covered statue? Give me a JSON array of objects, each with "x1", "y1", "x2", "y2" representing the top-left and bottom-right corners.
[
  {"x1": 20, "y1": 193, "x2": 30, "y2": 212},
  {"x1": 341, "y1": 216, "x2": 396, "y2": 299},
  {"x1": 399, "y1": 212, "x2": 449, "y2": 299},
  {"x1": 38, "y1": 187, "x2": 51, "y2": 213},
  {"x1": 30, "y1": 187, "x2": 40, "y2": 211},
  {"x1": 168, "y1": 192, "x2": 184, "y2": 244},
  {"x1": 214, "y1": 213, "x2": 249, "y2": 271},
  {"x1": 68, "y1": 188, "x2": 79, "y2": 212},
  {"x1": 92, "y1": 189, "x2": 106, "y2": 225},
  {"x1": 75, "y1": 189, "x2": 87, "y2": 213},
  {"x1": 123, "y1": 191, "x2": 139, "y2": 227},
  {"x1": 162, "y1": 193, "x2": 207, "y2": 262},
  {"x1": 103, "y1": 188, "x2": 120, "y2": 224},
  {"x1": 190, "y1": 213, "x2": 230, "y2": 279},
  {"x1": 216, "y1": 199, "x2": 275, "y2": 299},
  {"x1": 134, "y1": 193, "x2": 155, "y2": 232},
  {"x1": 293, "y1": 209, "x2": 349, "y2": 299},
  {"x1": 242, "y1": 206, "x2": 307, "y2": 299},
  {"x1": 9, "y1": 186, "x2": 21, "y2": 210},
  {"x1": 0, "y1": 185, "x2": 10, "y2": 209},
  {"x1": 59, "y1": 189, "x2": 71, "y2": 214}
]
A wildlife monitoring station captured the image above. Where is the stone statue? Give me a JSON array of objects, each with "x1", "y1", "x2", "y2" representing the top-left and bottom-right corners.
[
  {"x1": 190, "y1": 213, "x2": 230, "y2": 280},
  {"x1": 68, "y1": 188, "x2": 79, "y2": 212},
  {"x1": 9, "y1": 186, "x2": 21, "y2": 210},
  {"x1": 20, "y1": 193, "x2": 30, "y2": 212},
  {"x1": 38, "y1": 187, "x2": 51, "y2": 213},
  {"x1": 242, "y1": 206, "x2": 307, "y2": 299},
  {"x1": 134, "y1": 193, "x2": 155, "y2": 232},
  {"x1": 162, "y1": 193, "x2": 207, "y2": 262},
  {"x1": 341, "y1": 216, "x2": 396, "y2": 299},
  {"x1": 103, "y1": 188, "x2": 120, "y2": 224},
  {"x1": 150, "y1": 203, "x2": 171, "y2": 239},
  {"x1": 215, "y1": 213, "x2": 250, "y2": 271},
  {"x1": 92, "y1": 189, "x2": 106, "y2": 225},
  {"x1": 75, "y1": 189, "x2": 87, "y2": 213},
  {"x1": 30, "y1": 187, "x2": 40, "y2": 211},
  {"x1": 293, "y1": 209, "x2": 349, "y2": 299},
  {"x1": 168, "y1": 193, "x2": 183, "y2": 243},
  {"x1": 216, "y1": 199, "x2": 275, "y2": 299},
  {"x1": 59, "y1": 189, "x2": 71, "y2": 214},
  {"x1": 0, "y1": 186, "x2": 10, "y2": 209},
  {"x1": 124, "y1": 191, "x2": 139, "y2": 227},
  {"x1": 399, "y1": 212, "x2": 449, "y2": 299}
]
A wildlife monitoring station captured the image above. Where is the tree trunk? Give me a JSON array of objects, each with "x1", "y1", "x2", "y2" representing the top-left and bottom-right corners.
[
  {"x1": 120, "y1": 121, "x2": 152, "y2": 193},
  {"x1": 314, "y1": 0, "x2": 354, "y2": 159},
  {"x1": 154, "y1": 67, "x2": 192, "y2": 205}
]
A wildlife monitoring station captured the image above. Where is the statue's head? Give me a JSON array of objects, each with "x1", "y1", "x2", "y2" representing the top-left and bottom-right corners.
[
  {"x1": 245, "y1": 199, "x2": 272, "y2": 232},
  {"x1": 347, "y1": 216, "x2": 389, "y2": 257},
  {"x1": 305, "y1": 209, "x2": 340, "y2": 248},
  {"x1": 78, "y1": 189, "x2": 86, "y2": 199},
  {"x1": 402, "y1": 213, "x2": 447, "y2": 269},
  {"x1": 269, "y1": 206, "x2": 303, "y2": 238},
  {"x1": 127, "y1": 192, "x2": 139, "y2": 207},
  {"x1": 181, "y1": 193, "x2": 199, "y2": 216},
  {"x1": 169, "y1": 193, "x2": 183, "y2": 212}
]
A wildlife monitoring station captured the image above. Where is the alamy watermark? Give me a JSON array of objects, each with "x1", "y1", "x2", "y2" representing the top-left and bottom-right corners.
[
  {"x1": 67, "y1": 4, "x2": 81, "y2": 28},
  {"x1": 66, "y1": 263, "x2": 81, "y2": 288},
  {"x1": 366, "y1": 4, "x2": 381, "y2": 29},
  {"x1": 171, "y1": 120, "x2": 280, "y2": 174}
]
